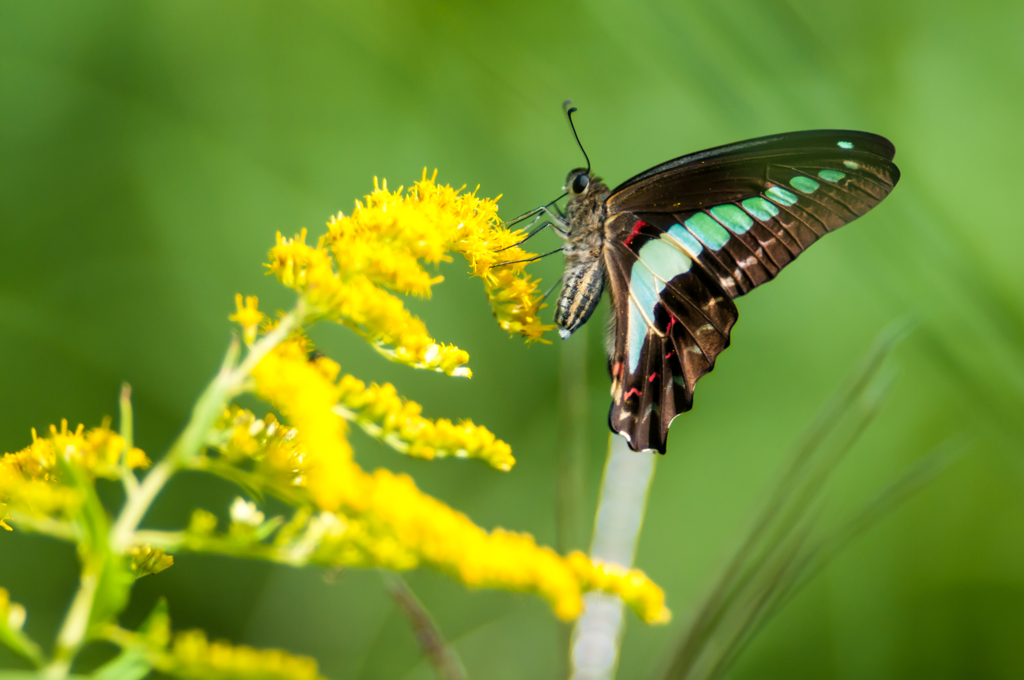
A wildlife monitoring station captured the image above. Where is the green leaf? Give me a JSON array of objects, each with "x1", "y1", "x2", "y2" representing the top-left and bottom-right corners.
[
  {"x1": 89, "y1": 555, "x2": 134, "y2": 631},
  {"x1": 0, "y1": 673, "x2": 88, "y2": 680},
  {"x1": 89, "y1": 648, "x2": 151, "y2": 680},
  {"x1": 138, "y1": 598, "x2": 171, "y2": 650},
  {"x1": 656, "y1": 320, "x2": 932, "y2": 680}
]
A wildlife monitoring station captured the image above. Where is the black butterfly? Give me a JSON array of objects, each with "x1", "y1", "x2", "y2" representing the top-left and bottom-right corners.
[{"x1": 517, "y1": 112, "x2": 900, "y2": 453}]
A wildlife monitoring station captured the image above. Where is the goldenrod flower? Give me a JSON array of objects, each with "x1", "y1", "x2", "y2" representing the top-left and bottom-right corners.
[
  {"x1": 568, "y1": 553, "x2": 671, "y2": 624},
  {"x1": 212, "y1": 407, "x2": 308, "y2": 491},
  {"x1": 324, "y1": 171, "x2": 554, "y2": 343},
  {"x1": 264, "y1": 172, "x2": 553, "y2": 376},
  {"x1": 251, "y1": 338, "x2": 358, "y2": 511},
  {"x1": 229, "y1": 294, "x2": 265, "y2": 345},
  {"x1": 166, "y1": 630, "x2": 323, "y2": 680},
  {"x1": 128, "y1": 545, "x2": 175, "y2": 578},
  {"x1": 246, "y1": 334, "x2": 669, "y2": 624},
  {"x1": 0, "y1": 420, "x2": 148, "y2": 527},
  {"x1": 335, "y1": 374, "x2": 514, "y2": 470},
  {"x1": 266, "y1": 229, "x2": 470, "y2": 376}
]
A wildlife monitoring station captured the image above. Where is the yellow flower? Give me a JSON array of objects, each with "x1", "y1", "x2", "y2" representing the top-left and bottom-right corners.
[
  {"x1": 166, "y1": 629, "x2": 322, "y2": 680},
  {"x1": 247, "y1": 335, "x2": 669, "y2": 624},
  {"x1": 326, "y1": 171, "x2": 555, "y2": 343},
  {"x1": 568, "y1": 552, "x2": 671, "y2": 624},
  {"x1": 0, "y1": 419, "x2": 148, "y2": 526},
  {"x1": 263, "y1": 171, "x2": 554, "y2": 376},
  {"x1": 212, "y1": 407, "x2": 309, "y2": 491},
  {"x1": 266, "y1": 230, "x2": 471, "y2": 377},
  {"x1": 335, "y1": 374, "x2": 514, "y2": 471},
  {"x1": 229, "y1": 294, "x2": 265, "y2": 345},
  {"x1": 128, "y1": 544, "x2": 175, "y2": 578},
  {"x1": 251, "y1": 338, "x2": 358, "y2": 511}
]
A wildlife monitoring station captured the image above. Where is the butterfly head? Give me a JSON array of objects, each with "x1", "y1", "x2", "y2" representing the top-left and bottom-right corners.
[{"x1": 564, "y1": 168, "x2": 592, "y2": 197}]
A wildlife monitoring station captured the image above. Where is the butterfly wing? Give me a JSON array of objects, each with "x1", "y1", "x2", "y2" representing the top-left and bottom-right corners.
[{"x1": 605, "y1": 130, "x2": 899, "y2": 452}]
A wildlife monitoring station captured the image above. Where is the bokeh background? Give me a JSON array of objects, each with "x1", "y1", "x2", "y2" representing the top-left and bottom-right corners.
[{"x1": 2, "y1": 1, "x2": 1024, "y2": 678}]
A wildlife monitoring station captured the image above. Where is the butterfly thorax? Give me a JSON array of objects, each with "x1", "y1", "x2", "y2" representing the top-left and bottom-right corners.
[{"x1": 555, "y1": 171, "x2": 611, "y2": 339}]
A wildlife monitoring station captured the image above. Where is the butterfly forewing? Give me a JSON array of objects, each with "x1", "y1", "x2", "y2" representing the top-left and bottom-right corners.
[{"x1": 604, "y1": 130, "x2": 899, "y2": 452}]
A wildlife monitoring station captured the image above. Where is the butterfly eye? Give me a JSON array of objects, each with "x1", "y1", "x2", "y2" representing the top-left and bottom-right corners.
[{"x1": 571, "y1": 174, "x2": 590, "y2": 194}]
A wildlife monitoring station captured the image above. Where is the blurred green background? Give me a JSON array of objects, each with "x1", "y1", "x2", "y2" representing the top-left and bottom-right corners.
[{"x1": 2, "y1": 0, "x2": 1024, "y2": 678}]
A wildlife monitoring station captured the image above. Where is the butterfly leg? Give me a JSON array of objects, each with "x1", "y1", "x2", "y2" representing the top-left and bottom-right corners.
[
  {"x1": 491, "y1": 247, "x2": 564, "y2": 268},
  {"x1": 539, "y1": 275, "x2": 564, "y2": 303}
]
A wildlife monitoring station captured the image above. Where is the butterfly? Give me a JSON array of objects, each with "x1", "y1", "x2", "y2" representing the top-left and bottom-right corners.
[{"x1": 518, "y1": 110, "x2": 900, "y2": 453}]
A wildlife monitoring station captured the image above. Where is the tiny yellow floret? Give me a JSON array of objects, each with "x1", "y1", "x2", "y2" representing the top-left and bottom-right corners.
[{"x1": 230, "y1": 294, "x2": 265, "y2": 344}]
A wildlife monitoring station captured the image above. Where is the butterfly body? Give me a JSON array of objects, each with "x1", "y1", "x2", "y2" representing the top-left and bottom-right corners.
[
  {"x1": 549, "y1": 130, "x2": 900, "y2": 453},
  {"x1": 555, "y1": 172, "x2": 609, "y2": 338}
]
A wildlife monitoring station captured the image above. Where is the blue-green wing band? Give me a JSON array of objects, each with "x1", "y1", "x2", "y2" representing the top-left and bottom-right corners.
[{"x1": 602, "y1": 130, "x2": 900, "y2": 452}]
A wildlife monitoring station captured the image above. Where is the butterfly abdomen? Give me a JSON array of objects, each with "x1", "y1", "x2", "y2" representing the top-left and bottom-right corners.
[
  {"x1": 556, "y1": 260, "x2": 605, "y2": 339},
  {"x1": 556, "y1": 181, "x2": 611, "y2": 338}
]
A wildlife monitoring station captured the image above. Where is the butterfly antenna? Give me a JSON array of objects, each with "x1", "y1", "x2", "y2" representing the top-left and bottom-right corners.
[{"x1": 563, "y1": 100, "x2": 590, "y2": 172}]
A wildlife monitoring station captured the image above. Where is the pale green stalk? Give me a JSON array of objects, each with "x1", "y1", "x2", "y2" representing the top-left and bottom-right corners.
[
  {"x1": 570, "y1": 433, "x2": 657, "y2": 680},
  {"x1": 41, "y1": 306, "x2": 302, "y2": 680},
  {"x1": 557, "y1": 325, "x2": 590, "y2": 679},
  {"x1": 110, "y1": 310, "x2": 298, "y2": 553}
]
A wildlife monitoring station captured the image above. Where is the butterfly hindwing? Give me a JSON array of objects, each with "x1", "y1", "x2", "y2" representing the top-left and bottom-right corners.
[
  {"x1": 604, "y1": 229, "x2": 737, "y2": 452},
  {"x1": 604, "y1": 130, "x2": 899, "y2": 452}
]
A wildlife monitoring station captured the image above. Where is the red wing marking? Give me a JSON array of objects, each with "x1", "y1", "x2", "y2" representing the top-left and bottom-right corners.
[
  {"x1": 624, "y1": 387, "x2": 642, "y2": 400},
  {"x1": 623, "y1": 220, "x2": 648, "y2": 247}
]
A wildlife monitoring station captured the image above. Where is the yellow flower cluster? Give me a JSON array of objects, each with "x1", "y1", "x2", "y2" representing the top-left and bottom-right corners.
[
  {"x1": 324, "y1": 171, "x2": 554, "y2": 342},
  {"x1": 266, "y1": 229, "x2": 470, "y2": 376},
  {"x1": 213, "y1": 407, "x2": 308, "y2": 490},
  {"x1": 0, "y1": 420, "x2": 148, "y2": 529},
  {"x1": 263, "y1": 172, "x2": 553, "y2": 375},
  {"x1": 568, "y1": 553, "x2": 671, "y2": 624},
  {"x1": 336, "y1": 374, "x2": 514, "y2": 470},
  {"x1": 128, "y1": 544, "x2": 175, "y2": 578},
  {"x1": 251, "y1": 338, "x2": 357, "y2": 511},
  {"x1": 248, "y1": 336, "x2": 670, "y2": 624},
  {"x1": 166, "y1": 630, "x2": 322, "y2": 680}
]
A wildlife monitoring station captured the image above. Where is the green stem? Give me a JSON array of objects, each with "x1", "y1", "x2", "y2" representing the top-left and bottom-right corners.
[
  {"x1": 43, "y1": 559, "x2": 102, "y2": 680},
  {"x1": 7, "y1": 511, "x2": 77, "y2": 542},
  {"x1": 556, "y1": 325, "x2": 590, "y2": 680},
  {"x1": 556, "y1": 324, "x2": 589, "y2": 555},
  {"x1": 110, "y1": 311, "x2": 298, "y2": 553},
  {"x1": 118, "y1": 383, "x2": 139, "y2": 498},
  {"x1": 381, "y1": 571, "x2": 467, "y2": 680},
  {"x1": 570, "y1": 433, "x2": 657, "y2": 680}
]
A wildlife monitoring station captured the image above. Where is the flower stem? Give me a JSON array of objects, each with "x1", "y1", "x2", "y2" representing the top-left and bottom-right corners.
[
  {"x1": 557, "y1": 325, "x2": 590, "y2": 679},
  {"x1": 110, "y1": 311, "x2": 298, "y2": 552},
  {"x1": 570, "y1": 433, "x2": 657, "y2": 680},
  {"x1": 557, "y1": 324, "x2": 590, "y2": 554},
  {"x1": 43, "y1": 558, "x2": 102, "y2": 680},
  {"x1": 381, "y1": 571, "x2": 467, "y2": 680},
  {"x1": 118, "y1": 383, "x2": 139, "y2": 498}
]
